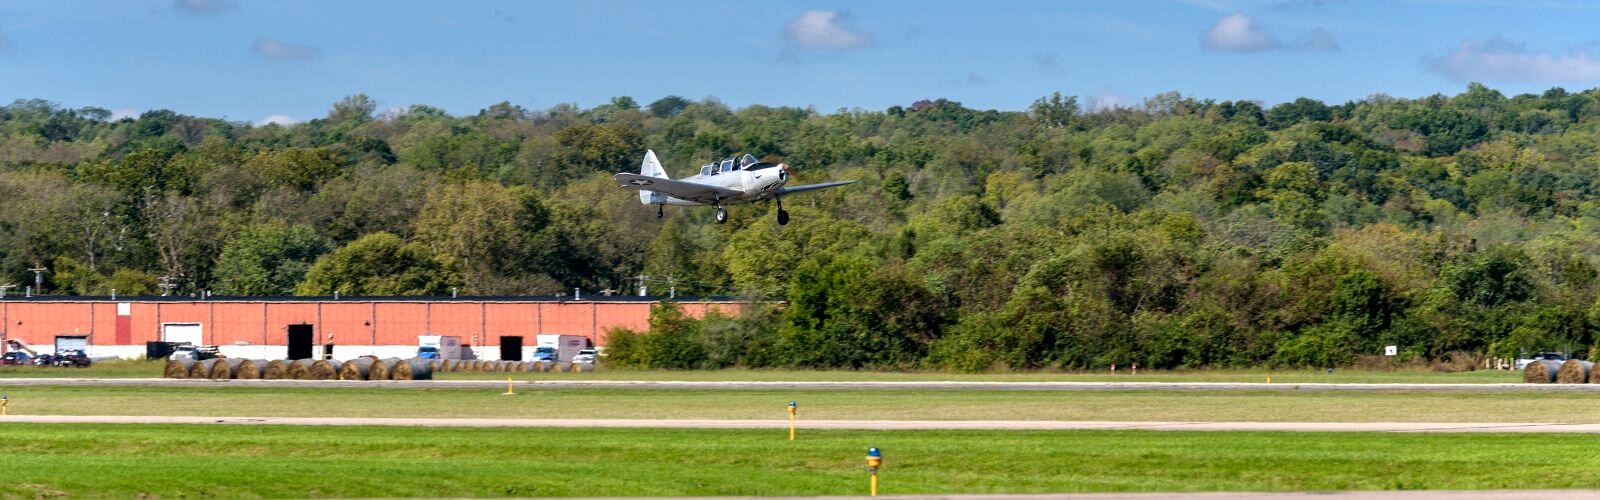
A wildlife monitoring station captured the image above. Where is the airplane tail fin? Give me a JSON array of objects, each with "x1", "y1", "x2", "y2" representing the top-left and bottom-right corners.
[{"x1": 640, "y1": 149, "x2": 668, "y2": 205}]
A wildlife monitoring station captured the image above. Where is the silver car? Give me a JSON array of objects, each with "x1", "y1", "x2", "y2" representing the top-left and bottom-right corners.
[{"x1": 572, "y1": 349, "x2": 597, "y2": 364}]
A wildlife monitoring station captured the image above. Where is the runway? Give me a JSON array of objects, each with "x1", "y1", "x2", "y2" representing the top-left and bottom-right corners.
[
  {"x1": 10, "y1": 415, "x2": 1600, "y2": 432},
  {"x1": 0, "y1": 378, "x2": 1583, "y2": 391}
]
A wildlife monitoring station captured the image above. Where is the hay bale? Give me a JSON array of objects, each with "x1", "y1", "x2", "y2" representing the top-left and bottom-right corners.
[
  {"x1": 287, "y1": 359, "x2": 316, "y2": 380},
  {"x1": 1524, "y1": 359, "x2": 1564, "y2": 383},
  {"x1": 427, "y1": 359, "x2": 441, "y2": 372},
  {"x1": 571, "y1": 362, "x2": 594, "y2": 373},
  {"x1": 235, "y1": 359, "x2": 264, "y2": 379},
  {"x1": 391, "y1": 358, "x2": 434, "y2": 381},
  {"x1": 263, "y1": 359, "x2": 289, "y2": 380},
  {"x1": 531, "y1": 361, "x2": 551, "y2": 373},
  {"x1": 509, "y1": 361, "x2": 527, "y2": 373},
  {"x1": 188, "y1": 358, "x2": 216, "y2": 378},
  {"x1": 164, "y1": 359, "x2": 195, "y2": 379},
  {"x1": 368, "y1": 358, "x2": 399, "y2": 381},
  {"x1": 474, "y1": 360, "x2": 495, "y2": 372},
  {"x1": 439, "y1": 359, "x2": 456, "y2": 372},
  {"x1": 310, "y1": 359, "x2": 343, "y2": 380},
  {"x1": 339, "y1": 358, "x2": 374, "y2": 380},
  {"x1": 1557, "y1": 359, "x2": 1595, "y2": 384},
  {"x1": 209, "y1": 358, "x2": 245, "y2": 379}
]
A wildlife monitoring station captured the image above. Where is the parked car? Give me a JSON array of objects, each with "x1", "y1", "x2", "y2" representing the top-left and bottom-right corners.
[
  {"x1": 55, "y1": 349, "x2": 91, "y2": 367},
  {"x1": 0, "y1": 352, "x2": 31, "y2": 366},
  {"x1": 1514, "y1": 352, "x2": 1567, "y2": 370},
  {"x1": 573, "y1": 348, "x2": 597, "y2": 365}
]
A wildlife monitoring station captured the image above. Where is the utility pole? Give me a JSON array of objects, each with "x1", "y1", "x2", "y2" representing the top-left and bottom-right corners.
[
  {"x1": 634, "y1": 274, "x2": 649, "y2": 296},
  {"x1": 26, "y1": 267, "x2": 46, "y2": 295},
  {"x1": 157, "y1": 276, "x2": 177, "y2": 296}
]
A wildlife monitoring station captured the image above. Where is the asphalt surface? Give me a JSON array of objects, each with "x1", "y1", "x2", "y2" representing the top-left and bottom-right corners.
[
  {"x1": 11, "y1": 415, "x2": 1600, "y2": 432},
  {"x1": 650, "y1": 493, "x2": 1599, "y2": 500},
  {"x1": 0, "y1": 378, "x2": 1589, "y2": 391}
]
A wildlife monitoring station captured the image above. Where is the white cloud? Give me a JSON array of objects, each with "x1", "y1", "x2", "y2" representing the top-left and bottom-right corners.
[
  {"x1": 256, "y1": 114, "x2": 296, "y2": 126},
  {"x1": 783, "y1": 10, "x2": 871, "y2": 51},
  {"x1": 1424, "y1": 36, "x2": 1600, "y2": 82},
  {"x1": 249, "y1": 38, "x2": 317, "y2": 61},
  {"x1": 1204, "y1": 13, "x2": 1278, "y2": 52},
  {"x1": 172, "y1": 0, "x2": 237, "y2": 16},
  {"x1": 1301, "y1": 28, "x2": 1339, "y2": 51},
  {"x1": 1086, "y1": 90, "x2": 1135, "y2": 112},
  {"x1": 109, "y1": 109, "x2": 140, "y2": 121}
]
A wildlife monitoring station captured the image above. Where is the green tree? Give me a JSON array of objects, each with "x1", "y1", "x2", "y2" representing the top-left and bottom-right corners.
[
  {"x1": 296, "y1": 232, "x2": 459, "y2": 296},
  {"x1": 214, "y1": 223, "x2": 328, "y2": 295}
]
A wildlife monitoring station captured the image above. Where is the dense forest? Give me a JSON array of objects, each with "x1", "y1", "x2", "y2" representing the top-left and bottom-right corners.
[{"x1": 3, "y1": 84, "x2": 1600, "y2": 370}]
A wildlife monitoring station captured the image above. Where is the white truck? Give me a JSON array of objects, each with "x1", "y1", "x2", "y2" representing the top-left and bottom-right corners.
[
  {"x1": 417, "y1": 335, "x2": 463, "y2": 360},
  {"x1": 534, "y1": 334, "x2": 589, "y2": 363}
]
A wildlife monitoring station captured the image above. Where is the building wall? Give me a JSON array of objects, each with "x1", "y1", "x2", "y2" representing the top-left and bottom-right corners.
[{"x1": 0, "y1": 299, "x2": 746, "y2": 359}]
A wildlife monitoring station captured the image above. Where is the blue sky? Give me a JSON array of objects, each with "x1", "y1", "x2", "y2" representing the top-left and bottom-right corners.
[{"x1": 4, "y1": 0, "x2": 1600, "y2": 124}]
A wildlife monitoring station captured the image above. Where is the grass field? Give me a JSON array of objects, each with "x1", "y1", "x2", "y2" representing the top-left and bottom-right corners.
[
  {"x1": 2, "y1": 424, "x2": 1599, "y2": 497},
  {"x1": 0, "y1": 361, "x2": 1529, "y2": 383},
  {"x1": 436, "y1": 367, "x2": 1523, "y2": 384},
  {"x1": 2, "y1": 384, "x2": 1597, "y2": 423}
]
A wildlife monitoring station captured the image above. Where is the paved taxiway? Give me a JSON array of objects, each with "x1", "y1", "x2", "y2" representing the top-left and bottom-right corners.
[
  {"x1": 10, "y1": 415, "x2": 1600, "y2": 432},
  {"x1": 0, "y1": 378, "x2": 1583, "y2": 391}
]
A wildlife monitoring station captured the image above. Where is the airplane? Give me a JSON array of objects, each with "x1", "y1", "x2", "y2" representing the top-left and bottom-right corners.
[{"x1": 613, "y1": 150, "x2": 856, "y2": 225}]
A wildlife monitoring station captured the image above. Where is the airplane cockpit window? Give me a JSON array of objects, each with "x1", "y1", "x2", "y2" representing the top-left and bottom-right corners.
[
  {"x1": 700, "y1": 164, "x2": 714, "y2": 176},
  {"x1": 720, "y1": 159, "x2": 734, "y2": 173},
  {"x1": 740, "y1": 154, "x2": 758, "y2": 169}
]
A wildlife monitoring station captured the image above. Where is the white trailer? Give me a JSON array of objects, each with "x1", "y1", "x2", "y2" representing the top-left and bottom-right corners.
[
  {"x1": 534, "y1": 334, "x2": 589, "y2": 362},
  {"x1": 417, "y1": 335, "x2": 463, "y2": 359}
]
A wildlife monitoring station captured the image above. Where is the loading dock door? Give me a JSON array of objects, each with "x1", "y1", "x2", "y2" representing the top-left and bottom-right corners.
[
  {"x1": 500, "y1": 336, "x2": 523, "y2": 361},
  {"x1": 161, "y1": 323, "x2": 203, "y2": 345},
  {"x1": 287, "y1": 324, "x2": 314, "y2": 360},
  {"x1": 55, "y1": 335, "x2": 88, "y2": 353}
]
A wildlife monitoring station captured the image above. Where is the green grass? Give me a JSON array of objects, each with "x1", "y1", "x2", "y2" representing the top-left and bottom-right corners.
[
  {"x1": 2, "y1": 424, "x2": 1598, "y2": 497},
  {"x1": 0, "y1": 361, "x2": 1527, "y2": 383},
  {"x1": 0, "y1": 358, "x2": 165, "y2": 378},
  {"x1": 3, "y1": 384, "x2": 1598, "y2": 423},
  {"x1": 435, "y1": 366, "x2": 1523, "y2": 383}
]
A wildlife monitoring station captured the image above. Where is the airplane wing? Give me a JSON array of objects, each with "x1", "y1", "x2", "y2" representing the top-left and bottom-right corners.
[
  {"x1": 775, "y1": 180, "x2": 857, "y2": 195},
  {"x1": 614, "y1": 173, "x2": 742, "y2": 204}
]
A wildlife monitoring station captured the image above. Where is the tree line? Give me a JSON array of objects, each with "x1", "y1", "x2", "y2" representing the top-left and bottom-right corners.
[{"x1": 3, "y1": 84, "x2": 1600, "y2": 369}]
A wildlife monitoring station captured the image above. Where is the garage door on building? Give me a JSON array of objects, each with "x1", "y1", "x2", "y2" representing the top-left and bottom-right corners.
[
  {"x1": 161, "y1": 323, "x2": 203, "y2": 345},
  {"x1": 54, "y1": 335, "x2": 88, "y2": 353}
]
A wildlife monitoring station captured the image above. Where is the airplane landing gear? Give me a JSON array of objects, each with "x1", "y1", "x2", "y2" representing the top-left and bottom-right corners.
[
  {"x1": 775, "y1": 195, "x2": 789, "y2": 225},
  {"x1": 715, "y1": 206, "x2": 728, "y2": 224},
  {"x1": 656, "y1": 204, "x2": 664, "y2": 219}
]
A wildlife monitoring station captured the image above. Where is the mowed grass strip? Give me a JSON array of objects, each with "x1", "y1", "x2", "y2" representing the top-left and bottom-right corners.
[
  {"x1": 1, "y1": 424, "x2": 1599, "y2": 497},
  {"x1": 438, "y1": 367, "x2": 1522, "y2": 384},
  {"x1": 5, "y1": 385, "x2": 1600, "y2": 422}
]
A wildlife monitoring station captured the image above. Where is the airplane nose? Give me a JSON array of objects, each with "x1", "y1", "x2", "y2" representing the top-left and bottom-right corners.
[{"x1": 778, "y1": 163, "x2": 789, "y2": 181}]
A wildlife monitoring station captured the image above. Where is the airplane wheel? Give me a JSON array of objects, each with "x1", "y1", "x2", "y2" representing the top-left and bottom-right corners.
[
  {"x1": 715, "y1": 207, "x2": 728, "y2": 224},
  {"x1": 777, "y1": 209, "x2": 789, "y2": 225},
  {"x1": 656, "y1": 206, "x2": 664, "y2": 219}
]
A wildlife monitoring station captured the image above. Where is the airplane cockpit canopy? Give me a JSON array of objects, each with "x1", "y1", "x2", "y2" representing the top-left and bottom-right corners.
[
  {"x1": 720, "y1": 158, "x2": 735, "y2": 173},
  {"x1": 739, "y1": 154, "x2": 758, "y2": 169},
  {"x1": 701, "y1": 163, "x2": 715, "y2": 176}
]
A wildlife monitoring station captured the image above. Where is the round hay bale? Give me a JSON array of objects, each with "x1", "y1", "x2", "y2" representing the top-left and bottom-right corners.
[
  {"x1": 368, "y1": 358, "x2": 399, "y2": 381},
  {"x1": 310, "y1": 359, "x2": 343, "y2": 380},
  {"x1": 509, "y1": 361, "x2": 527, "y2": 373},
  {"x1": 287, "y1": 359, "x2": 316, "y2": 380},
  {"x1": 209, "y1": 358, "x2": 245, "y2": 379},
  {"x1": 440, "y1": 359, "x2": 456, "y2": 372},
  {"x1": 263, "y1": 359, "x2": 289, "y2": 380},
  {"x1": 467, "y1": 360, "x2": 483, "y2": 371},
  {"x1": 391, "y1": 358, "x2": 434, "y2": 380},
  {"x1": 555, "y1": 362, "x2": 573, "y2": 373},
  {"x1": 1524, "y1": 359, "x2": 1564, "y2": 383},
  {"x1": 473, "y1": 360, "x2": 494, "y2": 372},
  {"x1": 571, "y1": 362, "x2": 594, "y2": 373},
  {"x1": 234, "y1": 359, "x2": 264, "y2": 380},
  {"x1": 1557, "y1": 359, "x2": 1594, "y2": 384},
  {"x1": 189, "y1": 358, "x2": 216, "y2": 378},
  {"x1": 164, "y1": 358, "x2": 195, "y2": 379},
  {"x1": 531, "y1": 361, "x2": 551, "y2": 373},
  {"x1": 339, "y1": 358, "x2": 374, "y2": 380},
  {"x1": 427, "y1": 359, "x2": 441, "y2": 372}
]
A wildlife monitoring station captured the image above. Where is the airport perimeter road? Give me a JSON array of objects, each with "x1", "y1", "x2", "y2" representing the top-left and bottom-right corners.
[
  {"x1": 12, "y1": 415, "x2": 1600, "y2": 432},
  {"x1": 0, "y1": 378, "x2": 1595, "y2": 391},
  {"x1": 661, "y1": 492, "x2": 1598, "y2": 500}
]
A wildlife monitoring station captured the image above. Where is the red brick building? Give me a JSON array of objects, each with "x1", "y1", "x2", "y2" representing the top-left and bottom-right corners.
[{"x1": 0, "y1": 296, "x2": 747, "y2": 360}]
